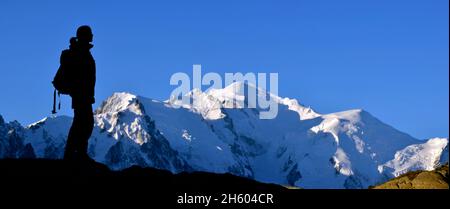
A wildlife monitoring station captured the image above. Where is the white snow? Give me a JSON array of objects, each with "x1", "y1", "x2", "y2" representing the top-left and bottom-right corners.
[
  {"x1": 379, "y1": 137, "x2": 448, "y2": 176},
  {"x1": 181, "y1": 129, "x2": 192, "y2": 142},
  {"x1": 21, "y1": 82, "x2": 449, "y2": 188}
]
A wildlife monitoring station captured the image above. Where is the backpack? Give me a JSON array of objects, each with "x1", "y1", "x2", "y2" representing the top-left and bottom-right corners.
[{"x1": 51, "y1": 49, "x2": 74, "y2": 114}]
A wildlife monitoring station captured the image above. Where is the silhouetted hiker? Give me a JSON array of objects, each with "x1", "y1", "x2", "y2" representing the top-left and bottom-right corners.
[{"x1": 53, "y1": 25, "x2": 96, "y2": 162}]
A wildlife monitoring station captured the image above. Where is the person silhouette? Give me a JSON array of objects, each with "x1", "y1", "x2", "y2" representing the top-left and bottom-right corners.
[{"x1": 62, "y1": 25, "x2": 96, "y2": 162}]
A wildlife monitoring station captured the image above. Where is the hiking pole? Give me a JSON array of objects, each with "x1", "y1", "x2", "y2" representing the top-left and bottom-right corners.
[{"x1": 52, "y1": 89, "x2": 57, "y2": 114}]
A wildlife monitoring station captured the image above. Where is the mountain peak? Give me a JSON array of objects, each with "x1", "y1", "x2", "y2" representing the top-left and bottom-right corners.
[
  {"x1": 2, "y1": 87, "x2": 448, "y2": 189},
  {"x1": 95, "y1": 92, "x2": 138, "y2": 114},
  {"x1": 222, "y1": 81, "x2": 258, "y2": 94}
]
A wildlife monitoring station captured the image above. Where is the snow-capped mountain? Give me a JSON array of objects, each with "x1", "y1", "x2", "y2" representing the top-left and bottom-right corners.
[{"x1": 0, "y1": 82, "x2": 448, "y2": 188}]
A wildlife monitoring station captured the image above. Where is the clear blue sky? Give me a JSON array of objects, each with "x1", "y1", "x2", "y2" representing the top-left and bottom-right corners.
[{"x1": 0, "y1": 0, "x2": 448, "y2": 139}]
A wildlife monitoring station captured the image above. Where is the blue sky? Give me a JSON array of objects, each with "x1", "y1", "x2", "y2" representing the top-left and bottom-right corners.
[{"x1": 0, "y1": 0, "x2": 448, "y2": 139}]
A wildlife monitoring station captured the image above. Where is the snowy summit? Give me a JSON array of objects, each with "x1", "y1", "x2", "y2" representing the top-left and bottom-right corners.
[{"x1": 0, "y1": 82, "x2": 448, "y2": 188}]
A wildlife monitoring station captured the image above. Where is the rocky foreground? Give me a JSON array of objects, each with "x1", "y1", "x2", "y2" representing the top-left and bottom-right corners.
[{"x1": 372, "y1": 164, "x2": 448, "y2": 189}]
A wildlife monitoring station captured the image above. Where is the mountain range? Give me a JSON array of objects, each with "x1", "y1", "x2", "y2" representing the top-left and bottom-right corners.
[{"x1": 0, "y1": 82, "x2": 448, "y2": 188}]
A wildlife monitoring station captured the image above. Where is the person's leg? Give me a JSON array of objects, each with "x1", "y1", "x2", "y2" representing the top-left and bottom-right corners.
[
  {"x1": 74, "y1": 105, "x2": 94, "y2": 159},
  {"x1": 64, "y1": 109, "x2": 81, "y2": 160}
]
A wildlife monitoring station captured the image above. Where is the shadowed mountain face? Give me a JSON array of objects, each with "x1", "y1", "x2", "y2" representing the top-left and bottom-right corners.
[
  {"x1": 0, "y1": 83, "x2": 448, "y2": 189},
  {"x1": 0, "y1": 115, "x2": 35, "y2": 159}
]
